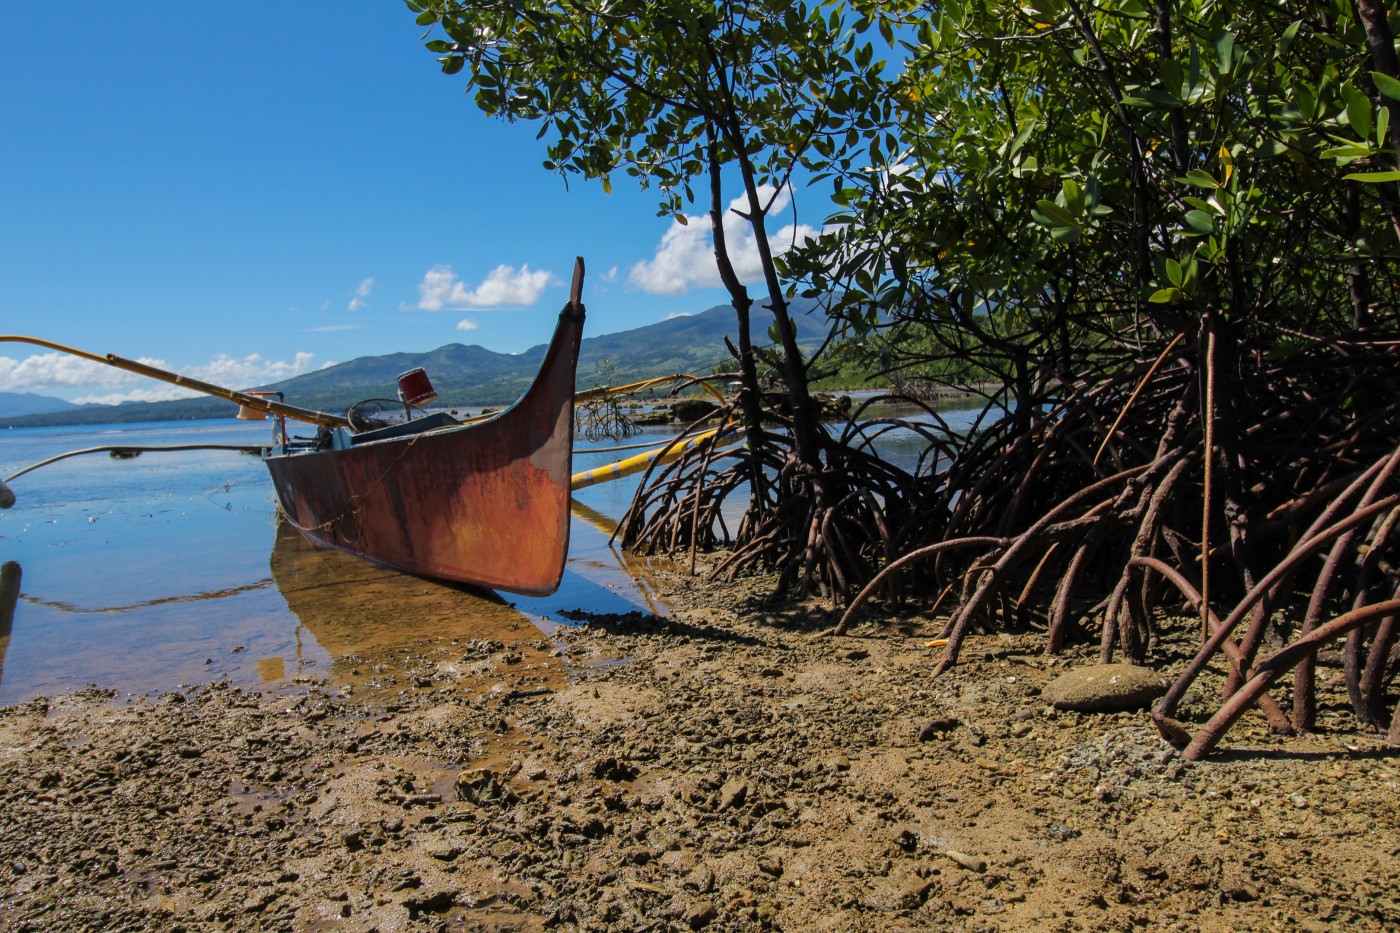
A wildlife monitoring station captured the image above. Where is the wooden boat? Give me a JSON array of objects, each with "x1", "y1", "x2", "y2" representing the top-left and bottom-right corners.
[
  {"x1": 1, "y1": 256, "x2": 735, "y2": 597},
  {"x1": 0, "y1": 259, "x2": 587, "y2": 597},
  {"x1": 263, "y1": 262, "x2": 585, "y2": 596}
]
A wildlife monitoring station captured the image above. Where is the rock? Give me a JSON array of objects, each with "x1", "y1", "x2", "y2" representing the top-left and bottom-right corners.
[
  {"x1": 672, "y1": 399, "x2": 719, "y2": 423},
  {"x1": 455, "y1": 769, "x2": 518, "y2": 807},
  {"x1": 425, "y1": 841, "x2": 462, "y2": 861},
  {"x1": 944, "y1": 850, "x2": 987, "y2": 873},
  {"x1": 556, "y1": 807, "x2": 607, "y2": 838},
  {"x1": 718, "y1": 778, "x2": 750, "y2": 811},
  {"x1": 1040, "y1": 663, "x2": 1169, "y2": 712},
  {"x1": 684, "y1": 900, "x2": 717, "y2": 929},
  {"x1": 592, "y1": 756, "x2": 640, "y2": 781},
  {"x1": 822, "y1": 754, "x2": 851, "y2": 773},
  {"x1": 918, "y1": 717, "x2": 960, "y2": 741},
  {"x1": 684, "y1": 865, "x2": 715, "y2": 893},
  {"x1": 402, "y1": 888, "x2": 457, "y2": 918},
  {"x1": 867, "y1": 868, "x2": 932, "y2": 910}
]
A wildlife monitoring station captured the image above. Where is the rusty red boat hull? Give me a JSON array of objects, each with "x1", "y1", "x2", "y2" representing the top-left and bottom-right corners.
[{"x1": 264, "y1": 302, "x2": 583, "y2": 596}]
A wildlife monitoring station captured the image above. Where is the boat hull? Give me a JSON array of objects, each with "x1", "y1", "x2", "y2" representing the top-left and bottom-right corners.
[{"x1": 263, "y1": 304, "x2": 583, "y2": 596}]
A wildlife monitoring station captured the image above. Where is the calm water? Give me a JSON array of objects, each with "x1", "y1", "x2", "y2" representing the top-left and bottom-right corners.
[{"x1": 0, "y1": 400, "x2": 980, "y2": 705}]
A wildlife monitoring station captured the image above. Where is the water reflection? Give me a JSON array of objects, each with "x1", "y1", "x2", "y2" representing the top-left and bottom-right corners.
[
  {"x1": 268, "y1": 521, "x2": 562, "y2": 699},
  {"x1": 270, "y1": 520, "x2": 533, "y2": 657}
]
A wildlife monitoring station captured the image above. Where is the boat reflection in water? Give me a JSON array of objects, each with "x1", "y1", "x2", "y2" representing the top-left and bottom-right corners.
[{"x1": 268, "y1": 521, "x2": 562, "y2": 698}]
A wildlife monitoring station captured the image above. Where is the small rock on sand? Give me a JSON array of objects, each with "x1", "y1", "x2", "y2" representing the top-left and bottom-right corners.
[{"x1": 1040, "y1": 662, "x2": 1169, "y2": 712}]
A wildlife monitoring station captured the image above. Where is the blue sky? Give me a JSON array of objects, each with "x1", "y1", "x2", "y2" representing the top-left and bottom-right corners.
[{"x1": 0, "y1": 3, "x2": 819, "y2": 404}]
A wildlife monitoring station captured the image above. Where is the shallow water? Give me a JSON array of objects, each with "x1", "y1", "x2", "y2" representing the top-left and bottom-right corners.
[
  {"x1": 0, "y1": 400, "x2": 979, "y2": 705},
  {"x1": 0, "y1": 418, "x2": 685, "y2": 704}
]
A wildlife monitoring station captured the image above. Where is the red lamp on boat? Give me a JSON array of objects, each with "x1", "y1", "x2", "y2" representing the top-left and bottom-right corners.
[{"x1": 397, "y1": 368, "x2": 437, "y2": 408}]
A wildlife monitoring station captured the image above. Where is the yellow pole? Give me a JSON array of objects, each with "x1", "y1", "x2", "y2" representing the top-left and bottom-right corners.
[{"x1": 570, "y1": 426, "x2": 739, "y2": 490}]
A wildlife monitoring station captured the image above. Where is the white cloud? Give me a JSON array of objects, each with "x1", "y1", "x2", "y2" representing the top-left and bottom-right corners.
[
  {"x1": 456, "y1": 319, "x2": 479, "y2": 332},
  {"x1": 628, "y1": 185, "x2": 822, "y2": 295},
  {"x1": 348, "y1": 277, "x2": 374, "y2": 311},
  {"x1": 415, "y1": 263, "x2": 552, "y2": 310},
  {"x1": 73, "y1": 386, "x2": 201, "y2": 405},
  {"x1": 0, "y1": 350, "x2": 320, "y2": 405},
  {"x1": 0, "y1": 353, "x2": 166, "y2": 391},
  {"x1": 304, "y1": 324, "x2": 363, "y2": 332},
  {"x1": 664, "y1": 311, "x2": 693, "y2": 320}
]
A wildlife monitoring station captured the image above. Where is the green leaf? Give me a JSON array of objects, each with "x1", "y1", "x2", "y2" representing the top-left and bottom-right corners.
[
  {"x1": 1122, "y1": 89, "x2": 1182, "y2": 109},
  {"x1": 1294, "y1": 79, "x2": 1316, "y2": 122},
  {"x1": 1063, "y1": 178, "x2": 1084, "y2": 216},
  {"x1": 1180, "y1": 170, "x2": 1219, "y2": 188},
  {"x1": 1008, "y1": 119, "x2": 1036, "y2": 160},
  {"x1": 1215, "y1": 30, "x2": 1236, "y2": 74},
  {"x1": 1159, "y1": 58, "x2": 1184, "y2": 98},
  {"x1": 1343, "y1": 81, "x2": 1372, "y2": 139},
  {"x1": 441, "y1": 55, "x2": 465, "y2": 75},
  {"x1": 425, "y1": 39, "x2": 453, "y2": 53},
  {"x1": 1343, "y1": 170, "x2": 1400, "y2": 182},
  {"x1": 1322, "y1": 144, "x2": 1373, "y2": 159},
  {"x1": 1036, "y1": 199, "x2": 1078, "y2": 227},
  {"x1": 1183, "y1": 210, "x2": 1215, "y2": 234},
  {"x1": 1049, "y1": 225, "x2": 1081, "y2": 243},
  {"x1": 1165, "y1": 258, "x2": 1183, "y2": 287},
  {"x1": 1373, "y1": 72, "x2": 1400, "y2": 102},
  {"x1": 1276, "y1": 20, "x2": 1301, "y2": 57},
  {"x1": 1149, "y1": 288, "x2": 1182, "y2": 303}
]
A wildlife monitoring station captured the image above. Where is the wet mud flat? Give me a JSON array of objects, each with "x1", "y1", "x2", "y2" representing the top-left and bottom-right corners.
[{"x1": 1, "y1": 569, "x2": 1398, "y2": 933}]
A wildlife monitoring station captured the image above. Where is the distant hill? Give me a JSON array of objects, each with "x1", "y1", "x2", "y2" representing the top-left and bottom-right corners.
[
  {"x1": 0, "y1": 298, "x2": 829, "y2": 428},
  {"x1": 0, "y1": 391, "x2": 92, "y2": 419}
]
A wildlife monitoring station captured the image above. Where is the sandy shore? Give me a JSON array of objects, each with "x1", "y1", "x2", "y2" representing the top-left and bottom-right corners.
[{"x1": 1, "y1": 566, "x2": 1397, "y2": 932}]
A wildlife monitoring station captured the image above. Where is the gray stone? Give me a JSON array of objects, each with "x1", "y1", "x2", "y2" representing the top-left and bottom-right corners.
[{"x1": 1040, "y1": 663, "x2": 1169, "y2": 712}]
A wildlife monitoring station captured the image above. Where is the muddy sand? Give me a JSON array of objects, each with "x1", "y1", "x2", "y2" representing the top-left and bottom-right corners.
[{"x1": 1, "y1": 566, "x2": 1397, "y2": 932}]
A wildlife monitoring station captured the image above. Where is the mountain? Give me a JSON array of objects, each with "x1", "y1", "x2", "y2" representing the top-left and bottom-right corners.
[
  {"x1": 0, "y1": 391, "x2": 92, "y2": 419},
  {"x1": 0, "y1": 298, "x2": 831, "y2": 429}
]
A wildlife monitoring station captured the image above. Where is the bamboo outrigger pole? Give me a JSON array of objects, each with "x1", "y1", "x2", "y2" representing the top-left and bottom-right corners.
[{"x1": 0, "y1": 336, "x2": 351, "y2": 428}]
